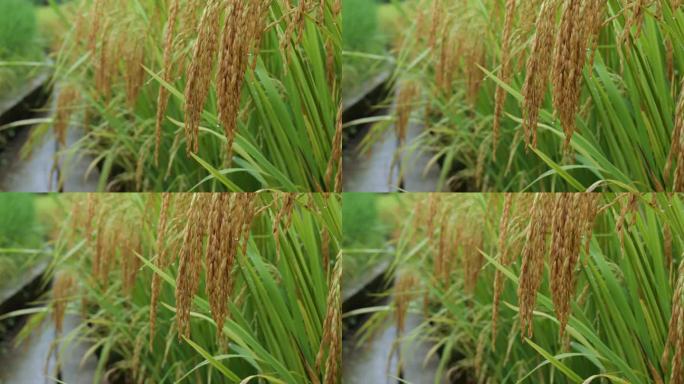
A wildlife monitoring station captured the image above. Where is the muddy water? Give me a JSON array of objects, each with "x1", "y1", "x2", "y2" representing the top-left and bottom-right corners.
[
  {"x1": 0, "y1": 121, "x2": 59, "y2": 192},
  {"x1": 343, "y1": 83, "x2": 442, "y2": 192},
  {"x1": 0, "y1": 316, "x2": 58, "y2": 384},
  {"x1": 0, "y1": 85, "x2": 98, "y2": 192},
  {"x1": 343, "y1": 117, "x2": 442, "y2": 192},
  {"x1": 342, "y1": 301, "x2": 399, "y2": 383},
  {"x1": 58, "y1": 124, "x2": 99, "y2": 192},
  {"x1": 0, "y1": 265, "x2": 100, "y2": 384},
  {"x1": 343, "y1": 308, "x2": 447, "y2": 384},
  {"x1": 58, "y1": 314, "x2": 101, "y2": 384},
  {"x1": 0, "y1": 314, "x2": 100, "y2": 384},
  {"x1": 401, "y1": 313, "x2": 448, "y2": 384},
  {"x1": 343, "y1": 257, "x2": 446, "y2": 384},
  {"x1": 343, "y1": 70, "x2": 398, "y2": 192},
  {"x1": 401, "y1": 121, "x2": 442, "y2": 192},
  {"x1": 343, "y1": 121, "x2": 400, "y2": 192}
]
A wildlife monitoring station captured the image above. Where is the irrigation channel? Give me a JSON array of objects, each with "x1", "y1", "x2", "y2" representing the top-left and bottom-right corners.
[
  {"x1": 0, "y1": 260, "x2": 99, "y2": 383},
  {"x1": 342, "y1": 259, "x2": 447, "y2": 384},
  {"x1": 0, "y1": 71, "x2": 97, "y2": 192},
  {"x1": 342, "y1": 73, "x2": 441, "y2": 192}
]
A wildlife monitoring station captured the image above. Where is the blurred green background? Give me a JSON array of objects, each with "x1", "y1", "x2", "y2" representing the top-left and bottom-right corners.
[
  {"x1": 0, "y1": 194, "x2": 55, "y2": 287},
  {"x1": 342, "y1": 193, "x2": 400, "y2": 283},
  {"x1": 342, "y1": 0, "x2": 403, "y2": 99}
]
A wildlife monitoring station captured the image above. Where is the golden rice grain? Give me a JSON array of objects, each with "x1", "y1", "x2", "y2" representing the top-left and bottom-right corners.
[
  {"x1": 463, "y1": 227, "x2": 484, "y2": 295},
  {"x1": 518, "y1": 0, "x2": 544, "y2": 37},
  {"x1": 54, "y1": 87, "x2": 80, "y2": 148},
  {"x1": 316, "y1": 255, "x2": 342, "y2": 384},
  {"x1": 435, "y1": 22, "x2": 458, "y2": 96},
  {"x1": 518, "y1": 193, "x2": 554, "y2": 337},
  {"x1": 155, "y1": 0, "x2": 181, "y2": 165},
  {"x1": 396, "y1": 82, "x2": 420, "y2": 149},
  {"x1": 121, "y1": 227, "x2": 142, "y2": 296},
  {"x1": 175, "y1": 194, "x2": 209, "y2": 338},
  {"x1": 549, "y1": 194, "x2": 581, "y2": 338},
  {"x1": 149, "y1": 193, "x2": 172, "y2": 347},
  {"x1": 492, "y1": 193, "x2": 513, "y2": 346},
  {"x1": 321, "y1": 228, "x2": 330, "y2": 275},
  {"x1": 662, "y1": 260, "x2": 684, "y2": 384},
  {"x1": 551, "y1": 0, "x2": 595, "y2": 149},
  {"x1": 217, "y1": 1, "x2": 268, "y2": 166},
  {"x1": 434, "y1": 211, "x2": 449, "y2": 286},
  {"x1": 52, "y1": 271, "x2": 76, "y2": 334},
  {"x1": 465, "y1": 41, "x2": 486, "y2": 107},
  {"x1": 124, "y1": 33, "x2": 146, "y2": 109},
  {"x1": 493, "y1": 0, "x2": 517, "y2": 159},
  {"x1": 206, "y1": 194, "x2": 234, "y2": 335},
  {"x1": 94, "y1": 23, "x2": 114, "y2": 100},
  {"x1": 87, "y1": 0, "x2": 105, "y2": 53},
  {"x1": 183, "y1": 0, "x2": 223, "y2": 155},
  {"x1": 240, "y1": 193, "x2": 258, "y2": 256},
  {"x1": 325, "y1": 105, "x2": 343, "y2": 193},
  {"x1": 667, "y1": 78, "x2": 684, "y2": 191},
  {"x1": 428, "y1": 0, "x2": 443, "y2": 51},
  {"x1": 394, "y1": 270, "x2": 419, "y2": 334},
  {"x1": 521, "y1": 0, "x2": 560, "y2": 148}
]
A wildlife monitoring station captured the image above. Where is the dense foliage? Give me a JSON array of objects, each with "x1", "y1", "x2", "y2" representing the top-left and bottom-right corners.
[
  {"x1": 19, "y1": 193, "x2": 341, "y2": 383},
  {"x1": 45, "y1": 0, "x2": 341, "y2": 192},
  {"x1": 356, "y1": 193, "x2": 684, "y2": 383},
  {"x1": 0, "y1": 0, "x2": 41, "y2": 94},
  {"x1": 374, "y1": 0, "x2": 684, "y2": 192}
]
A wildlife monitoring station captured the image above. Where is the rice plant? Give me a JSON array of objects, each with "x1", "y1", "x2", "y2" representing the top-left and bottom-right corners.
[
  {"x1": 353, "y1": 193, "x2": 684, "y2": 383},
  {"x1": 13, "y1": 192, "x2": 341, "y2": 383},
  {"x1": 369, "y1": 0, "x2": 684, "y2": 192},
  {"x1": 42, "y1": 0, "x2": 341, "y2": 192}
]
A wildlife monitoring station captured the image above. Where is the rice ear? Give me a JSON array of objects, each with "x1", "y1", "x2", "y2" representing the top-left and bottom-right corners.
[
  {"x1": 183, "y1": 0, "x2": 223, "y2": 155},
  {"x1": 217, "y1": 1, "x2": 268, "y2": 167},
  {"x1": 667, "y1": 78, "x2": 684, "y2": 191},
  {"x1": 150, "y1": 193, "x2": 172, "y2": 347},
  {"x1": 52, "y1": 271, "x2": 76, "y2": 334},
  {"x1": 492, "y1": 0, "x2": 517, "y2": 159},
  {"x1": 662, "y1": 260, "x2": 684, "y2": 384},
  {"x1": 521, "y1": 0, "x2": 560, "y2": 148},
  {"x1": 517, "y1": 193, "x2": 554, "y2": 338},
  {"x1": 551, "y1": 0, "x2": 601, "y2": 149},
  {"x1": 316, "y1": 253, "x2": 342, "y2": 384},
  {"x1": 394, "y1": 269, "x2": 420, "y2": 335},
  {"x1": 175, "y1": 194, "x2": 209, "y2": 338},
  {"x1": 155, "y1": 0, "x2": 181, "y2": 166},
  {"x1": 492, "y1": 193, "x2": 514, "y2": 347}
]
